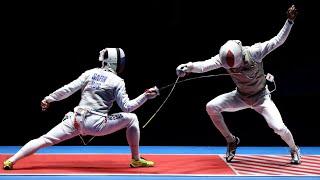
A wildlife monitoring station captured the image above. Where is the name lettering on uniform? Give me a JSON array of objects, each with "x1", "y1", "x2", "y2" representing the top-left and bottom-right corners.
[
  {"x1": 90, "y1": 73, "x2": 108, "y2": 89},
  {"x1": 92, "y1": 73, "x2": 107, "y2": 82}
]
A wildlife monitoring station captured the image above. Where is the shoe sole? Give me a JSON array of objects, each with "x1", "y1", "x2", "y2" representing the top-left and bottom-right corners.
[
  {"x1": 3, "y1": 166, "x2": 12, "y2": 170},
  {"x1": 291, "y1": 160, "x2": 301, "y2": 165},
  {"x1": 130, "y1": 164, "x2": 154, "y2": 168}
]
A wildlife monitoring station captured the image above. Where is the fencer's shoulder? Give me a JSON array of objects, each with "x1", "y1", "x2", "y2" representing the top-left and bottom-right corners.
[
  {"x1": 247, "y1": 43, "x2": 261, "y2": 49},
  {"x1": 74, "y1": 69, "x2": 94, "y2": 78},
  {"x1": 83, "y1": 68, "x2": 99, "y2": 74},
  {"x1": 114, "y1": 76, "x2": 125, "y2": 89},
  {"x1": 246, "y1": 44, "x2": 263, "y2": 62},
  {"x1": 104, "y1": 70, "x2": 124, "y2": 84},
  {"x1": 110, "y1": 72, "x2": 123, "y2": 81}
]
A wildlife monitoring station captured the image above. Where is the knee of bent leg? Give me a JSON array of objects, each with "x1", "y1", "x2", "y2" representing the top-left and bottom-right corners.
[
  {"x1": 126, "y1": 113, "x2": 139, "y2": 127},
  {"x1": 206, "y1": 101, "x2": 221, "y2": 115},
  {"x1": 273, "y1": 126, "x2": 289, "y2": 136}
]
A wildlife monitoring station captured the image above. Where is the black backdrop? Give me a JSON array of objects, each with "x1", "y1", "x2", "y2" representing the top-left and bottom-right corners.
[{"x1": 1, "y1": 1, "x2": 319, "y2": 147}]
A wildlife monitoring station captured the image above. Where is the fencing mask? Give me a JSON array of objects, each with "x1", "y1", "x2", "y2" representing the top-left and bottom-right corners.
[
  {"x1": 99, "y1": 48, "x2": 126, "y2": 74},
  {"x1": 219, "y1": 40, "x2": 243, "y2": 69}
]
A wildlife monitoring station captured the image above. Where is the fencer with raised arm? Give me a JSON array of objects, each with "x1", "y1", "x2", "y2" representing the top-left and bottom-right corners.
[{"x1": 176, "y1": 5, "x2": 300, "y2": 164}]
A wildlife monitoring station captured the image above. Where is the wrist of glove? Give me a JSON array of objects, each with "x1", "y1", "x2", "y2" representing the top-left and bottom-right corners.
[
  {"x1": 176, "y1": 62, "x2": 193, "y2": 77},
  {"x1": 144, "y1": 86, "x2": 160, "y2": 99},
  {"x1": 41, "y1": 99, "x2": 50, "y2": 111},
  {"x1": 287, "y1": 5, "x2": 297, "y2": 22}
]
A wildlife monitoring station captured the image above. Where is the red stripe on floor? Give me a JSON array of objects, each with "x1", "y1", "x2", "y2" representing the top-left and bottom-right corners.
[
  {"x1": 0, "y1": 154, "x2": 234, "y2": 175},
  {"x1": 229, "y1": 155, "x2": 320, "y2": 176}
]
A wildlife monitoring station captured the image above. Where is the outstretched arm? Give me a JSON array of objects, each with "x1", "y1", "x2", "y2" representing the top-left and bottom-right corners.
[
  {"x1": 41, "y1": 71, "x2": 89, "y2": 111},
  {"x1": 249, "y1": 5, "x2": 298, "y2": 62},
  {"x1": 176, "y1": 54, "x2": 223, "y2": 77},
  {"x1": 115, "y1": 80, "x2": 159, "y2": 112}
]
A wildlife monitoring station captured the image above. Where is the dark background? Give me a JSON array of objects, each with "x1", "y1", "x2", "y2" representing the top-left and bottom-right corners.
[{"x1": 1, "y1": 1, "x2": 319, "y2": 147}]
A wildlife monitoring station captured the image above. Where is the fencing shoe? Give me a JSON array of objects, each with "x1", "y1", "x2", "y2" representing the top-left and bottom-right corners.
[
  {"x1": 130, "y1": 157, "x2": 155, "y2": 168},
  {"x1": 226, "y1": 137, "x2": 240, "y2": 162},
  {"x1": 290, "y1": 146, "x2": 301, "y2": 164},
  {"x1": 3, "y1": 160, "x2": 13, "y2": 170}
]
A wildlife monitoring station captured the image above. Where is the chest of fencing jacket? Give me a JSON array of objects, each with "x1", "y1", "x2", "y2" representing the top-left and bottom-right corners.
[{"x1": 227, "y1": 48, "x2": 267, "y2": 101}]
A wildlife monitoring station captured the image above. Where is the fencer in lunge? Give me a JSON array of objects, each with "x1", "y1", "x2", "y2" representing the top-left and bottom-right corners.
[
  {"x1": 3, "y1": 48, "x2": 159, "y2": 170},
  {"x1": 176, "y1": 5, "x2": 301, "y2": 164}
]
